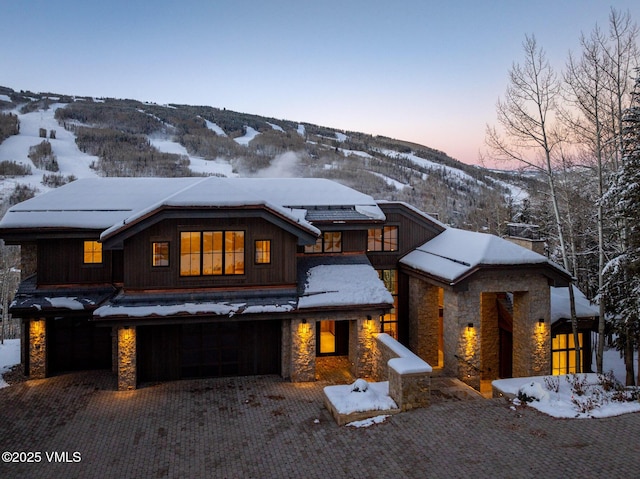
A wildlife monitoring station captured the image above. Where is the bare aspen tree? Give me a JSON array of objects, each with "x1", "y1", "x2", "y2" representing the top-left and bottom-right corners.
[{"x1": 486, "y1": 34, "x2": 582, "y2": 371}]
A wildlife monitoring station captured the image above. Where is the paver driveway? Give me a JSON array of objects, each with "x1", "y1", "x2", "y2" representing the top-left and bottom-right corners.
[{"x1": 1, "y1": 371, "x2": 639, "y2": 478}]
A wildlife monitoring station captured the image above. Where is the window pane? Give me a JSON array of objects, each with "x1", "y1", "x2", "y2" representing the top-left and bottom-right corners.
[
  {"x1": 324, "y1": 232, "x2": 342, "y2": 252},
  {"x1": 225, "y1": 231, "x2": 244, "y2": 274},
  {"x1": 203, "y1": 231, "x2": 223, "y2": 275},
  {"x1": 255, "y1": 240, "x2": 271, "y2": 264},
  {"x1": 384, "y1": 226, "x2": 398, "y2": 251},
  {"x1": 304, "y1": 237, "x2": 323, "y2": 253},
  {"x1": 367, "y1": 228, "x2": 382, "y2": 251},
  {"x1": 83, "y1": 241, "x2": 102, "y2": 264},
  {"x1": 152, "y1": 242, "x2": 169, "y2": 267},
  {"x1": 180, "y1": 232, "x2": 200, "y2": 276}
]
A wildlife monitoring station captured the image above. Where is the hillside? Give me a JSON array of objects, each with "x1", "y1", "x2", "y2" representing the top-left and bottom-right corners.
[{"x1": 0, "y1": 85, "x2": 538, "y2": 232}]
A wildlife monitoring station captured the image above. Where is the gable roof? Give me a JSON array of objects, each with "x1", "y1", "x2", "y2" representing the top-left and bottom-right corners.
[
  {"x1": 400, "y1": 227, "x2": 570, "y2": 285},
  {"x1": 0, "y1": 177, "x2": 385, "y2": 241}
]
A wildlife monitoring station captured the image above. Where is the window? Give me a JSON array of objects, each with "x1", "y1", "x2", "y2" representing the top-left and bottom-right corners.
[
  {"x1": 378, "y1": 269, "x2": 398, "y2": 339},
  {"x1": 180, "y1": 231, "x2": 244, "y2": 276},
  {"x1": 255, "y1": 240, "x2": 271, "y2": 264},
  {"x1": 152, "y1": 242, "x2": 170, "y2": 267},
  {"x1": 304, "y1": 232, "x2": 342, "y2": 253},
  {"x1": 83, "y1": 240, "x2": 102, "y2": 264},
  {"x1": 552, "y1": 333, "x2": 583, "y2": 375},
  {"x1": 367, "y1": 226, "x2": 398, "y2": 252}
]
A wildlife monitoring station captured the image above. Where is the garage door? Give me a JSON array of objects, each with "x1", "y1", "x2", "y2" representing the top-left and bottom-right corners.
[
  {"x1": 137, "y1": 320, "x2": 281, "y2": 383},
  {"x1": 47, "y1": 317, "x2": 112, "y2": 374}
]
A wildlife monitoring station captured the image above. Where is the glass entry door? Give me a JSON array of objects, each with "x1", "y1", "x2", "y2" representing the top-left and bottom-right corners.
[{"x1": 316, "y1": 320, "x2": 349, "y2": 356}]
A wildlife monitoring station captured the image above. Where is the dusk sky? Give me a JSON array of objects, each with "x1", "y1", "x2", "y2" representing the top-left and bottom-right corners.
[{"x1": 3, "y1": 1, "x2": 640, "y2": 166}]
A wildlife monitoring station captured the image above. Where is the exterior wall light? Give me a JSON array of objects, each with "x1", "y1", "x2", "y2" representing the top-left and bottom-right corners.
[{"x1": 467, "y1": 322, "x2": 474, "y2": 330}]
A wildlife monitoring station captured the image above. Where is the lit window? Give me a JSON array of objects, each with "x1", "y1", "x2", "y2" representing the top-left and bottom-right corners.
[
  {"x1": 304, "y1": 232, "x2": 342, "y2": 253},
  {"x1": 378, "y1": 269, "x2": 398, "y2": 339},
  {"x1": 255, "y1": 240, "x2": 271, "y2": 264},
  {"x1": 180, "y1": 232, "x2": 201, "y2": 276},
  {"x1": 552, "y1": 333, "x2": 583, "y2": 375},
  {"x1": 368, "y1": 226, "x2": 398, "y2": 252},
  {"x1": 83, "y1": 240, "x2": 102, "y2": 264},
  {"x1": 180, "y1": 230, "x2": 244, "y2": 276},
  {"x1": 152, "y1": 242, "x2": 170, "y2": 267}
]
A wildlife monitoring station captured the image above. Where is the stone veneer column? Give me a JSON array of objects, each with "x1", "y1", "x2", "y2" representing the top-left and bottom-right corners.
[
  {"x1": 352, "y1": 316, "x2": 380, "y2": 379},
  {"x1": 408, "y1": 277, "x2": 440, "y2": 366},
  {"x1": 480, "y1": 292, "x2": 499, "y2": 381},
  {"x1": 117, "y1": 326, "x2": 137, "y2": 391},
  {"x1": 290, "y1": 319, "x2": 316, "y2": 382},
  {"x1": 512, "y1": 282, "x2": 550, "y2": 377},
  {"x1": 29, "y1": 319, "x2": 47, "y2": 379},
  {"x1": 443, "y1": 288, "x2": 481, "y2": 390}
]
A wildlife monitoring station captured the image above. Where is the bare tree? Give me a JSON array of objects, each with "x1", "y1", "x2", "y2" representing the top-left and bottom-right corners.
[{"x1": 486, "y1": 34, "x2": 582, "y2": 371}]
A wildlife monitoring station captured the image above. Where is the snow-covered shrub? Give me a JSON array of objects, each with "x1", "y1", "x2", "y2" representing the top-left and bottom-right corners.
[
  {"x1": 351, "y1": 379, "x2": 369, "y2": 393},
  {"x1": 544, "y1": 375, "x2": 560, "y2": 393},
  {"x1": 566, "y1": 373, "x2": 589, "y2": 396},
  {"x1": 597, "y1": 370, "x2": 621, "y2": 392},
  {"x1": 517, "y1": 381, "x2": 549, "y2": 403}
]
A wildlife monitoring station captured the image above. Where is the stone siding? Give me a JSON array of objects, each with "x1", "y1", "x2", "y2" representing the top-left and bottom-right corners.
[
  {"x1": 408, "y1": 277, "x2": 440, "y2": 366},
  {"x1": 29, "y1": 319, "x2": 47, "y2": 379},
  {"x1": 290, "y1": 319, "x2": 316, "y2": 382},
  {"x1": 20, "y1": 242, "x2": 37, "y2": 279},
  {"x1": 117, "y1": 326, "x2": 137, "y2": 391},
  {"x1": 375, "y1": 333, "x2": 431, "y2": 410}
]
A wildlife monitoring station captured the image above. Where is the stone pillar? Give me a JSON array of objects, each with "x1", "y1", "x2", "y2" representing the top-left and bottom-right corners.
[
  {"x1": 117, "y1": 326, "x2": 137, "y2": 391},
  {"x1": 29, "y1": 318, "x2": 47, "y2": 379},
  {"x1": 480, "y1": 292, "x2": 499, "y2": 381},
  {"x1": 111, "y1": 326, "x2": 119, "y2": 373},
  {"x1": 20, "y1": 242, "x2": 38, "y2": 279},
  {"x1": 290, "y1": 319, "x2": 315, "y2": 382},
  {"x1": 408, "y1": 278, "x2": 440, "y2": 366},
  {"x1": 281, "y1": 319, "x2": 292, "y2": 380},
  {"x1": 352, "y1": 316, "x2": 380, "y2": 379},
  {"x1": 512, "y1": 283, "x2": 550, "y2": 377},
  {"x1": 443, "y1": 289, "x2": 481, "y2": 390}
]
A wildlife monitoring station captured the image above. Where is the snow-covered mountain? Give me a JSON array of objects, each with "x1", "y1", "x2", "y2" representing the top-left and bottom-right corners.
[{"x1": 0, "y1": 86, "x2": 538, "y2": 231}]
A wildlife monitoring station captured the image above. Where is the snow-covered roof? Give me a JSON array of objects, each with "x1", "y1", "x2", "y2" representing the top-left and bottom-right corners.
[
  {"x1": 0, "y1": 177, "x2": 385, "y2": 238},
  {"x1": 550, "y1": 286, "x2": 599, "y2": 323},
  {"x1": 400, "y1": 227, "x2": 568, "y2": 284},
  {"x1": 298, "y1": 262, "x2": 393, "y2": 309}
]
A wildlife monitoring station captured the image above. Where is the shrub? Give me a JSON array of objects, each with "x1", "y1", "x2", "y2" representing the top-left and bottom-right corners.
[
  {"x1": 9, "y1": 184, "x2": 37, "y2": 205},
  {"x1": 566, "y1": 373, "x2": 589, "y2": 396},
  {"x1": 544, "y1": 375, "x2": 560, "y2": 393},
  {"x1": 28, "y1": 140, "x2": 58, "y2": 171},
  {"x1": 42, "y1": 173, "x2": 76, "y2": 187},
  {"x1": 0, "y1": 161, "x2": 32, "y2": 177},
  {"x1": 0, "y1": 113, "x2": 19, "y2": 143}
]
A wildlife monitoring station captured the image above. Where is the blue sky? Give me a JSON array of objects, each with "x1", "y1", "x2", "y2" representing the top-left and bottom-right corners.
[{"x1": 2, "y1": 1, "x2": 639, "y2": 165}]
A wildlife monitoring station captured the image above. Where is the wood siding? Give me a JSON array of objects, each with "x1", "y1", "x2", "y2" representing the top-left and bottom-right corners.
[
  {"x1": 367, "y1": 203, "x2": 443, "y2": 270},
  {"x1": 123, "y1": 217, "x2": 298, "y2": 290},
  {"x1": 38, "y1": 238, "x2": 113, "y2": 285}
]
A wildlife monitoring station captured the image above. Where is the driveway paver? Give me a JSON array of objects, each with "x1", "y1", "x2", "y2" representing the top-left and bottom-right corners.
[{"x1": 1, "y1": 371, "x2": 639, "y2": 478}]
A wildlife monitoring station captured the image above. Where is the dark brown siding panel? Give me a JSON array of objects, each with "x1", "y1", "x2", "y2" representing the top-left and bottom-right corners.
[
  {"x1": 341, "y1": 230, "x2": 365, "y2": 253},
  {"x1": 38, "y1": 239, "x2": 112, "y2": 285},
  {"x1": 123, "y1": 217, "x2": 298, "y2": 290}
]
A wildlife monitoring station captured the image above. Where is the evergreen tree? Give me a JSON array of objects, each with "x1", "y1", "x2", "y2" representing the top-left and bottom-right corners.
[{"x1": 603, "y1": 71, "x2": 640, "y2": 385}]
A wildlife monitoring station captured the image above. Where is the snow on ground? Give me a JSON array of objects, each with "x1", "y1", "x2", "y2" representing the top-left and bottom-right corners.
[
  {"x1": 335, "y1": 132, "x2": 347, "y2": 142},
  {"x1": 0, "y1": 339, "x2": 20, "y2": 388},
  {"x1": 296, "y1": 124, "x2": 305, "y2": 136},
  {"x1": 233, "y1": 126, "x2": 260, "y2": 146},
  {"x1": 376, "y1": 147, "x2": 479, "y2": 185},
  {"x1": 370, "y1": 172, "x2": 410, "y2": 190},
  {"x1": 267, "y1": 122, "x2": 284, "y2": 132},
  {"x1": 0, "y1": 94, "x2": 11, "y2": 103},
  {"x1": 0, "y1": 104, "x2": 99, "y2": 198},
  {"x1": 494, "y1": 347, "x2": 640, "y2": 419},
  {"x1": 149, "y1": 137, "x2": 236, "y2": 177},
  {"x1": 203, "y1": 119, "x2": 227, "y2": 136}
]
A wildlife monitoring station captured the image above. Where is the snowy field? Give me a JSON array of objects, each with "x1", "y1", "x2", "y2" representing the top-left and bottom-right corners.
[{"x1": 0, "y1": 339, "x2": 20, "y2": 388}]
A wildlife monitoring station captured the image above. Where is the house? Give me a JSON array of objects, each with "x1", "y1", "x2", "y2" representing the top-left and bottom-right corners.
[{"x1": 0, "y1": 177, "x2": 577, "y2": 391}]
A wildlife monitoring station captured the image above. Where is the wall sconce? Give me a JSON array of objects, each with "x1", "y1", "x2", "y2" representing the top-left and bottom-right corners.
[
  {"x1": 300, "y1": 318, "x2": 310, "y2": 334},
  {"x1": 467, "y1": 322, "x2": 474, "y2": 330},
  {"x1": 538, "y1": 318, "x2": 545, "y2": 328},
  {"x1": 366, "y1": 315, "x2": 372, "y2": 322}
]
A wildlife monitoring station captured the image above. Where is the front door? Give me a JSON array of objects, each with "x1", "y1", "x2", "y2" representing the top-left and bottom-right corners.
[{"x1": 316, "y1": 320, "x2": 348, "y2": 356}]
